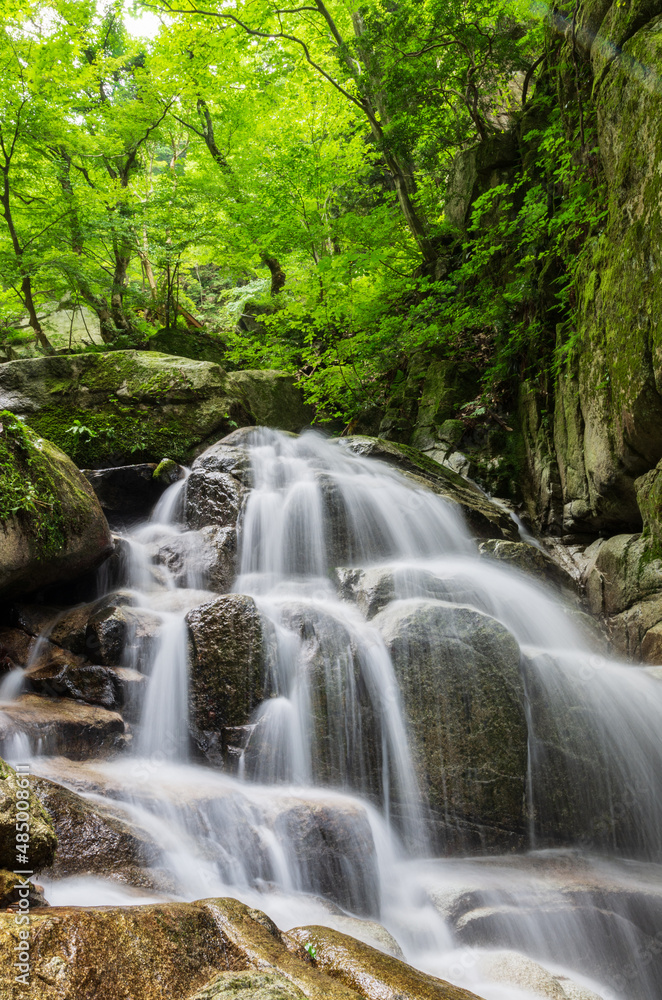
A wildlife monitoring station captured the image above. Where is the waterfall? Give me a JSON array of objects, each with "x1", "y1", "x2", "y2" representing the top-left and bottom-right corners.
[{"x1": 22, "y1": 427, "x2": 662, "y2": 1000}]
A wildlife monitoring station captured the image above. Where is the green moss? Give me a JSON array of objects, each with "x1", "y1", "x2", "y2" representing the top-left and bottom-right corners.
[{"x1": 0, "y1": 411, "x2": 68, "y2": 556}]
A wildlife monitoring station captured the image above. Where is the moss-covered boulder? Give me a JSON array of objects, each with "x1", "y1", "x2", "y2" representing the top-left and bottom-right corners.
[
  {"x1": 186, "y1": 596, "x2": 266, "y2": 761},
  {"x1": 635, "y1": 458, "x2": 662, "y2": 553},
  {"x1": 0, "y1": 756, "x2": 57, "y2": 872},
  {"x1": 0, "y1": 412, "x2": 112, "y2": 599},
  {"x1": 0, "y1": 352, "x2": 312, "y2": 467},
  {"x1": 372, "y1": 600, "x2": 528, "y2": 849},
  {"x1": 338, "y1": 436, "x2": 519, "y2": 541}
]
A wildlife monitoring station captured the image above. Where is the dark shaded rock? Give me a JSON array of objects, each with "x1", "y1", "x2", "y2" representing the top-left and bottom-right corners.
[
  {"x1": 0, "y1": 626, "x2": 32, "y2": 667},
  {"x1": 186, "y1": 596, "x2": 265, "y2": 761},
  {"x1": 0, "y1": 694, "x2": 126, "y2": 760},
  {"x1": 0, "y1": 756, "x2": 57, "y2": 872},
  {"x1": 83, "y1": 463, "x2": 170, "y2": 525},
  {"x1": 0, "y1": 412, "x2": 112, "y2": 599},
  {"x1": 373, "y1": 600, "x2": 528, "y2": 850}
]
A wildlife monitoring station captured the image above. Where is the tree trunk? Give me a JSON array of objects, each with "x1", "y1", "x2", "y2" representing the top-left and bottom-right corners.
[
  {"x1": 261, "y1": 254, "x2": 286, "y2": 295},
  {"x1": 0, "y1": 170, "x2": 54, "y2": 353}
]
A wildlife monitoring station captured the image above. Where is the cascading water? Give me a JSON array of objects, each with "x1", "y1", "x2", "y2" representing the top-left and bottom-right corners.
[{"x1": 17, "y1": 428, "x2": 662, "y2": 1000}]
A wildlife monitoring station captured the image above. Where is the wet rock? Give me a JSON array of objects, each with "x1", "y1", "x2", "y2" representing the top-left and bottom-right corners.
[
  {"x1": 0, "y1": 756, "x2": 57, "y2": 872},
  {"x1": 186, "y1": 596, "x2": 265, "y2": 761},
  {"x1": 191, "y1": 971, "x2": 306, "y2": 1000},
  {"x1": 157, "y1": 526, "x2": 237, "y2": 592},
  {"x1": 31, "y1": 776, "x2": 161, "y2": 881},
  {"x1": 273, "y1": 800, "x2": 379, "y2": 917},
  {"x1": 185, "y1": 466, "x2": 246, "y2": 530},
  {"x1": 27, "y1": 664, "x2": 119, "y2": 711},
  {"x1": 338, "y1": 436, "x2": 519, "y2": 541},
  {"x1": 85, "y1": 602, "x2": 161, "y2": 669},
  {"x1": 286, "y1": 925, "x2": 484, "y2": 999},
  {"x1": 4, "y1": 603, "x2": 59, "y2": 638},
  {"x1": 190, "y1": 437, "x2": 253, "y2": 482},
  {"x1": 0, "y1": 694, "x2": 126, "y2": 760},
  {"x1": 373, "y1": 600, "x2": 527, "y2": 849},
  {"x1": 335, "y1": 566, "x2": 482, "y2": 620},
  {"x1": 0, "y1": 412, "x2": 112, "y2": 599},
  {"x1": 0, "y1": 626, "x2": 32, "y2": 667}
]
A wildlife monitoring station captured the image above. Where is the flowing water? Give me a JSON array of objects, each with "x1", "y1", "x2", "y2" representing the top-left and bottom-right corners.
[{"x1": 6, "y1": 428, "x2": 662, "y2": 1000}]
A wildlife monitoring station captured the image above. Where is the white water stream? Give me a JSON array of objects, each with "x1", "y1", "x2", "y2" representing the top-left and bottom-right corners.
[{"x1": 6, "y1": 429, "x2": 662, "y2": 1000}]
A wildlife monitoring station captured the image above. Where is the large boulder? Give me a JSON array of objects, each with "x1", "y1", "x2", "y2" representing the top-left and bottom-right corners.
[
  {"x1": 372, "y1": 600, "x2": 528, "y2": 849},
  {"x1": 0, "y1": 756, "x2": 56, "y2": 872},
  {"x1": 0, "y1": 412, "x2": 112, "y2": 598},
  {"x1": 186, "y1": 596, "x2": 265, "y2": 761},
  {"x1": 0, "y1": 352, "x2": 312, "y2": 467}
]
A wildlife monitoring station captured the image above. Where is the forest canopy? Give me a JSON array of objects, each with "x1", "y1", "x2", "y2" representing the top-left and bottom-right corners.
[{"x1": 0, "y1": 0, "x2": 579, "y2": 425}]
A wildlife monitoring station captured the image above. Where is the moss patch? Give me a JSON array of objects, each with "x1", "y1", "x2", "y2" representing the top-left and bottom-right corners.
[{"x1": 0, "y1": 411, "x2": 68, "y2": 557}]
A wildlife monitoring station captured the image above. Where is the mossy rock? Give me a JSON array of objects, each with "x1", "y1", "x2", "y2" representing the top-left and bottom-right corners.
[
  {"x1": 0, "y1": 352, "x2": 312, "y2": 467},
  {"x1": 0, "y1": 756, "x2": 57, "y2": 873},
  {"x1": 0, "y1": 411, "x2": 112, "y2": 598}
]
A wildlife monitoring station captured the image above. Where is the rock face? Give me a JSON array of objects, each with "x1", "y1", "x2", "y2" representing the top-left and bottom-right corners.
[
  {"x1": 186, "y1": 596, "x2": 265, "y2": 760},
  {"x1": 372, "y1": 600, "x2": 528, "y2": 849},
  {"x1": 0, "y1": 352, "x2": 312, "y2": 466},
  {"x1": 0, "y1": 757, "x2": 57, "y2": 872},
  {"x1": 0, "y1": 412, "x2": 112, "y2": 599}
]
